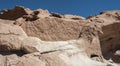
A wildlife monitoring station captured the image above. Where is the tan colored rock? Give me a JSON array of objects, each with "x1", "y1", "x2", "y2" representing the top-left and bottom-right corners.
[
  {"x1": 0, "y1": 22, "x2": 27, "y2": 37},
  {"x1": 1, "y1": 6, "x2": 120, "y2": 66},
  {"x1": 89, "y1": 10, "x2": 120, "y2": 64},
  {"x1": 0, "y1": 55, "x2": 5, "y2": 66},
  {"x1": 0, "y1": 23, "x2": 42, "y2": 54},
  {"x1": 63, "y1": 14, "x2": 85, "y2": 20},
  {"x1": 36, "y1": 9, "x2": 50, "y2": 18},
  {"x1": 22, "y1": 37, "x2": 42, "y2": 53},
  {"x1": 40, "y1": 52, "x2": 70, "y2": 66},
  {"x1": 17, "y1": 53, "x2": 45, "y2": 66},
  {"x1": 38, "y1": 39, "x2": 106, "y2": 66},
  {"x1": 9, "y1": 6, "x2": 104, "y2": 64},
  {"x1": 0, "y1": 23, "x2": 27, "y2": 51},
  {"x1": 0, "y1": 22, "x2": 105, "y2": 66},
  {"x1": 16, "y1": 17, "x2": 103, "y2": 59},
  {"x1": 0, "y1": 19, "x2": 14, "y2": 25}
]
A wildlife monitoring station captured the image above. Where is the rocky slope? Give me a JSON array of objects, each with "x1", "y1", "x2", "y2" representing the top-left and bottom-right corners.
[{"x1": 0, "y1": 6, "x2": 119, "y2": 66}]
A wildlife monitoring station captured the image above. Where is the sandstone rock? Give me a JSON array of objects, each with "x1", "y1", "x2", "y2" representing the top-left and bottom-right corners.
[
  {"x1": 0, "y1": 55, "x2": 5, "y2": 66},
  {"x1": 17, "y1": 18, "x2": 102, "y2": 59},
  {"x1": 89, "y1": 10, "x2": 120, "y2": 64},
  {"x1": 22, "y1": 37, "x2": 42, "y2": 53},
  {"x1": 0, "y1": 22, "x2": 105, "y2": 66},
  {"x1": 0, "y1": 22, "x2": 43, "y2": 54},
  {"x1": 40, "y1": 52, "x2": 70, "y2": 66},
  {"x1": 38, "y1": 40, "x2": 106, "y2": 66},
  {"x1": 0, "y1": 22, "x2": 27, "y2": 37},
  {"x1": 0, "y1": 19, "x2": 14, "y2": 25},
  {"x1": 6, "y1": 54, "x2": 19, "y2": 66},
  {"x1": 0, "y1": 6, "x2": 120, "y2": 66},
  {"x1": 0, "y1": 23, "x2": 27, "y2": 51},
  {"x1": 63, "y1": 14, "x2": 85, "y2": 20},
  {"x1": 17, "y1": 53, "x2": 45, "y2": 66},
  {"x1": 13, "y1": 11, "x2": 102, "y2": 59},
  {"x1": 36, "y1": 9, "x2": 50, "y2": 18},
  {"x1": 114, "y1": 50, "x2": 120, "y2": 56}
]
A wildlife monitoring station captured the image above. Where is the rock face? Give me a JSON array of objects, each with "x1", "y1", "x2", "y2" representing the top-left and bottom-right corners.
[
  {"x1": 89, "y1": 11, "x2": 120, "y2": 65},
  {"x1": 13, "y1": 6, "x2": 103, "y2": 57},
  {"x1": 0, "y1": 22, "x2": 105, "y2": 66},
  {"x1": 0, "y1": 6, "x2": 119, "y2": 66}
]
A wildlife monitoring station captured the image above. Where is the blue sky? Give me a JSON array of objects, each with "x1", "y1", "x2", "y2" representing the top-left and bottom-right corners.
[{"x1": 0, "y1": 0, "x2": 120, "y2": 17}]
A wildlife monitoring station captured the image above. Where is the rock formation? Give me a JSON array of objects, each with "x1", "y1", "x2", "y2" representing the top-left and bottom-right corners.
[
  {"x1": 0, "y1": 6, "x2": 119, "y2": 66},
  {"x1": 89, "y1": 10, "x2": 120, "y2": 65}
]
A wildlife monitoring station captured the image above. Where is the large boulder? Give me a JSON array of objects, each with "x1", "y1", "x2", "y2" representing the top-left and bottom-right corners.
[
  {"x1": 0, "y1": 22, "x2": 44, "y2": 54},
  {"x1": 0, "y1": 22, "x2": 27, "y2": 51}
]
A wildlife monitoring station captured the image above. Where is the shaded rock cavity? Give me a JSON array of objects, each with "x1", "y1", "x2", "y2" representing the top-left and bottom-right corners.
[
  {"x1": 0, "y1": 50, "x2": 26, "y2": 56},
  {"x1": 50, "y1": 13, "x2": 62, "y2": 18},
  {"x1": 0, "y1": 6, "x2": 30, "y2": 20},
  {"x1": 22, "y1": 11, "x2": 39, "y2": 21},
  {"x1": 100, "y1": 23, "x2": 120, "y2": 63}
]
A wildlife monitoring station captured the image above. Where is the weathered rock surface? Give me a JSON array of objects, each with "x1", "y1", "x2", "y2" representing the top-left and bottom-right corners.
[
  {"x1": 0, "y1": 22, "x2": 26, "y2": 52},
  {"x1": 0, "y1": 6, "x2": 119, "y2": 66},
  {"x1": 0, "y1": 22, "x2": 45, "y2": 54},
  {"x1": 12, "y1": 6, "x2": 103, "y2": 58},
  {"x1": 89, "y1": 10, "x2": 120, "y2": 65}
]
